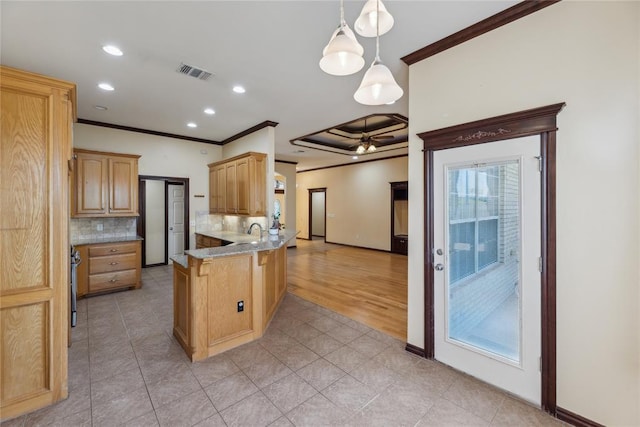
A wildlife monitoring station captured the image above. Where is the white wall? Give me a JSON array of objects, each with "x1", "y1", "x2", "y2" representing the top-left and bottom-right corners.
[
  {"x1": 222, "y1": 126, "x2": 276, "y2": 222},
  {"x1": 407, "y1": 2, "x2": 639, "y2": 425},
  {"x1": 73, "y1": 123, "x2": 222, "y2": 249},
  {"x1": 275, "y1": 161, "x2": 298, "y2": 247},
  {"x1": 297, "y1": 157, "x2": 408, "y2": 250},
  {"x1": 144, "y1": 179, "x2": 165, "y2": 265}
]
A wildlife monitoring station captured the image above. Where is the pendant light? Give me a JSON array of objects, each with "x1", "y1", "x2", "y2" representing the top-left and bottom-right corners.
[
  {"x1": 354, "y1": 0, "x2": 403, "y2": 106},
  {"x1": 354, "y1": 0, "x2": 394, "y2": 37},
  {"x1": 320, "y1": 0, "x2": 365, "y2": 76}
]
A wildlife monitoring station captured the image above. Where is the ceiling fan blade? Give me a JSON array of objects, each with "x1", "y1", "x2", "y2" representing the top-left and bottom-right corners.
[{"x1": 371, "y1": 135, "x2": 394, "y2": 140}]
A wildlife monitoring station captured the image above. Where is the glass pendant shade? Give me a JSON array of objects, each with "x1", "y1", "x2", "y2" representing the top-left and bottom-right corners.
[
  {"x1": 367, "y1": 144, "x2": 377, "y2": 153},
  {"x1": 356, "y1": 145, "x2": 366, "y2": 155},
  {"x1": 320, "y1": 24, "x2": 365, "y2": 76},
  {"x1": 354, "y1": 0, "x2": 394, "y2": 37},
  {"x1": 354, "y1": 59, "x2": 403, "y2": 105}
]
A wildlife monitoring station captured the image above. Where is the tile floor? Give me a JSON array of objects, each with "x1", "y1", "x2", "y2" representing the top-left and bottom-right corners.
[{"x1": 3, "y1": 265, "x2": 564, "y2": 427}]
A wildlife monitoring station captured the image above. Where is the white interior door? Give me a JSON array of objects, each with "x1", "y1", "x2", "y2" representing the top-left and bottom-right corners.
[
  {"x1": 433, "y1": 136, "x2": 542, "y2": 405},
  {"x1": 168, "y1": 183, "x2": 185, "y2": 260}
]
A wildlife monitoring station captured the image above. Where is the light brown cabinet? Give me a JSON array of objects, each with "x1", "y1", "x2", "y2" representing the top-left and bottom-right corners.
[
  {"x1": 76, "y1": 241, "x2": 142, "y2": 296},
  {"x1": 1, "y1": 66, "x2": 75, "y2": 419},
  {"x1": 72, "y1": 149, "x2": 140, "y2": 217},
  {"x1": 195, "y1": 233, "x2": 222, "y2": 249},
  {"x1": 208, "y1": 152, "x2": 266, "y2": 216}
]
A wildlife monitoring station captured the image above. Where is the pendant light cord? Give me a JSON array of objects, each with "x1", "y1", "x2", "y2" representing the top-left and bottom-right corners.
[
  {"x1": 375, "y1": 0, "x2": 380, "y2": 62},
  {"x1": 340, "y1": 0, "x2": 345, "y2": 27}
]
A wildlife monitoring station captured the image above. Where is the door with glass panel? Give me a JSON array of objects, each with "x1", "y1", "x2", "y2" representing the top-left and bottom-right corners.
[{"x1": 433, "y1": 136, "x2": 541, "y2": 405}]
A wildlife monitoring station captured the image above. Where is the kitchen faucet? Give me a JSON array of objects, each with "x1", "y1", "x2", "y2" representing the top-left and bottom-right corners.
[{"x1": 247, "y1": 223, "x2": 263, "y2": 235}]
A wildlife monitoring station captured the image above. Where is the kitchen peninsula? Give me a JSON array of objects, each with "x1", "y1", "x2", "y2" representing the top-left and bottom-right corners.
[{"x1": 172, "y1": 230, "x2": 297, "y2": 361}]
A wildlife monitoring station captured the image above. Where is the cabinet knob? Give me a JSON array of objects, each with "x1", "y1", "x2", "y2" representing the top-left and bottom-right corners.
[
  {"x1": 110, "y1": 249, "x2": 118, "y2": 252},
  {"x1": 109, "y1": 279, "x2": 118, "y2": 283},
  {"x1": 109, "y1": 262, "x2": 118, "y2": 265}
]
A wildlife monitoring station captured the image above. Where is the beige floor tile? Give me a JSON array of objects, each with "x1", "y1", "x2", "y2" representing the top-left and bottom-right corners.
[
  {"x1": 271, "y1": 342, "x2": 320, "y2": 371},
  {"x1": 189, "y1": 353, "x2": 240, "y2": 388},
  {"x1": 145, "y1": 363, "x2": 202, "y2": 408},
  {"x1": 24, "y1": 382, "x2": 91, "y2": 426},
  {"x1": 242, "y1": 353, "x2": 293, "y2": 388},
  {"x1": 123, "y1": 411, "x2": 160, "y2": 427},
  {"x1": 443, "y1": 376, "x2": 506, "y2": 422},
  {"x1": 348, "y1": 334, "x2": 390, "y2": 357},
  {"x1": 91, "y1": 386, "x2": 154, "y2": 426},
  {"x1": 326, "y1": 324, "x2": 364, "y2": 344},
  {"x1": 219, "y1": 392, "x2": 282, "y2": 427},
  {"x1": 419, "y1": 397, "x2": 489, "y2": 426},
  {"x1": 300, "y1": 333, "x2": 343, "y2": 357},
  {"x1": 261, "y1": 373, "x2": 318, "y2": 413},
  {"x1": 321, "y1": 375, "x2": 379, "y2": 412},
  {"x1": 296, "y1": 358, "x2": 346, "y2": 391},
  {"x1": 155, "y1": 389, "x2": 217, "y2": 427},
  {"x1": 91, "y1": 367, "x2": 146, "y2": 403},
  {"x1": 349, "y1": 359, "x2": 401, "y2": 391},
  {"x1": 204, "y1": 371, "x2": 259, "y2": 411},
  {"x1": 192, "y1": 413, "x2": 227, "y2": 427},
  {"x1": 324, "y1": 345, "x2": 369, "y2": 373},
  {"x1": 47, "y1": 408, "x2": 92, "y2": 427},
  {"x1": 285, "y1": 393, "x2": 350, "y2": 426},
  {"x1": 491, "y1": 397, "x2": 564, "y2": 426}
]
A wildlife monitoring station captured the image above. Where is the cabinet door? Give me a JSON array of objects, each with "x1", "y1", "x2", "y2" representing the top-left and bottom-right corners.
[
  {"x1": 216, "y1": 165, "x2": 226, "y2": 213},
  {"x1": 225, "y1": 161, "x2": 237, "y2": 213},
  {"x1": 109, "y1": 156, "x2": 138, "y2": 215},
  {"x1": 249, "y1": 155, "x2": 266, "y2": 216},
  {"x1": 236, "y1": 157, "x2": 250, "y2": 215},
  {"x1": 209, "y1": 167, "x2": 216, "y2": 213},
  {"x1": 1, "y1": 66, "x2": 73, "y2": 418},
  {"x1": 75, "y1": 152, "x2": 108, "y2": 215}
]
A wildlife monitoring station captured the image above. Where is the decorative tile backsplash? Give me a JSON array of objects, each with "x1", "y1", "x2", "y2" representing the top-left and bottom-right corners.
[
  {"x1": 71, "y1": 217, "x2": 137, "y2": 241},
  {"x1": 195, "y1": 211, "x2": 268, "y2": 234}
]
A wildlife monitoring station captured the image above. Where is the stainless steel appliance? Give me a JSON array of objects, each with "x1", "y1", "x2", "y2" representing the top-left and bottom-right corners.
[{"x1": 70, "y1": 246, "x2": 81, "y2": 327}]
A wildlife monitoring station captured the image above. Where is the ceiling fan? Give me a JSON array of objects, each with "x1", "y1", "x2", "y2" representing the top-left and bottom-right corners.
[{"x1": 349, "y1": 118, "x2": 395, "y2": 154}]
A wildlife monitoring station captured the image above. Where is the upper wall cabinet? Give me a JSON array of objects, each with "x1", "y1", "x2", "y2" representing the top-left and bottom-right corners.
[
  {"x1": 208, "y1": 152, "x2": 266, "y2": 216},
  {"x1": 72, "y1": 149, "x2": 140, "y2": 217}
]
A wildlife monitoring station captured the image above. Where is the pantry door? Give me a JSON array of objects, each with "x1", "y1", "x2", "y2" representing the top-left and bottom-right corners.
[{"x1": 433, "y1": 136, "x2": 541, "y2": 405}]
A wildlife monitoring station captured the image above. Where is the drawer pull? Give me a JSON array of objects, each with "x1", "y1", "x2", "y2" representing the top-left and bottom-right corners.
[
  {"x1": 109, "y1": 262, "x2": 118, "y2": 265},
  {"x1": 110, "y1": 249, "x2": 118, "y2": 252},
  {"x1": 109, "y1": 279, "x2": 118, "y2": 283}
]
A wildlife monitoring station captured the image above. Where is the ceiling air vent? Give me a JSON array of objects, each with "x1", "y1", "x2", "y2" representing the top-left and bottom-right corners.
[{"x1": 176, "y1": 62, "x2": 213, "y2": 81}]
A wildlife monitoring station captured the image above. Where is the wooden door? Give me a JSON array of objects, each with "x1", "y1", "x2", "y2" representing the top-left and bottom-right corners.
[
  {"x1": 236, "y1": 157, "x2": 249, "y2": 215},
  {"x1": 109, "y1": 156, "x2": 138, "y2": 215},
  {"x1": 74, "y1": 152, "x2": 108, "y2": 216},
  {"x1": 225, "y1": 161, "x2": 237, "y2": 213},
  {"x1": 1, "y1": 66, "x2": 74, "y2": 419}
]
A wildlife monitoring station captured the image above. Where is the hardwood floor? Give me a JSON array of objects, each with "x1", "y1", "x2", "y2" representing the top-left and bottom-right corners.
[{"x1": 287, "y1": 239, "x2": 408, "y2": 340}]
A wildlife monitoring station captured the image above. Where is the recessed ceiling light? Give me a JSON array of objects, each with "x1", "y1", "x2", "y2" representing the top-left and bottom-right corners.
[
  {"x1": 98, "y1": 83, "x2": 114, "y2": 91},
  {"x1": 94, "y1": 105, "x2": 108, "y2": 111},
  {"x1": 232, "y1": 85, "x2": 246, "y2": 94},
  {"x1": 187, "y1": 122, "x2": 197, "y2": 128},
  {"x1": 352, "y1": 156, "x2": 358, "y2": 160},
  {"x1": 204, "y1": 108, "x2": 215, "y2": 115},
  {"x1": 102, "y1": 45, "x2": 123, "y2": 56}
]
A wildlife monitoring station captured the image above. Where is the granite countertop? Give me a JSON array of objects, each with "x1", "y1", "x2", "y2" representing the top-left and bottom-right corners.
[
  {"x1": 71, "y1": 235, "x2": 144, "y2": 246},
  {"x1": 186, "y1": 230, "x2": 298, "y2": 260},
  {"x1": 170, "y1": 254, "x2": 189, "y2": 268}
]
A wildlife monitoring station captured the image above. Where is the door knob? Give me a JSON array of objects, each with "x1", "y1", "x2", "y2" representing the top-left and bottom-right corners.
[
  {"x1": 169, "y1": 227, "x2": 174, "y2": 230},
  {"x1": 435, "y1": 264, "x2": 444, "y2": 271}
]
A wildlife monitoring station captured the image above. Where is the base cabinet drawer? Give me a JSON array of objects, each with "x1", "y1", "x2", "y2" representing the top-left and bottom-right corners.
[
  {"x1": 90, "y1": 253, "x2": 138, "y2": 274},
  {"x1": 89, "y1": 269, "x2": 138, "y2": 293},
  {"x1": 89, "y1": 242, "x2": 138, "y2": 257}
]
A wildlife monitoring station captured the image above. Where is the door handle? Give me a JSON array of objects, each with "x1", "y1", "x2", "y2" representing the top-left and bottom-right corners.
[
  {"x1": 435, "y1": 264, "x2": 444, "y2": 271},
  {"x1": 169, "y1": 227, "x2": 174, "y2": 230}
]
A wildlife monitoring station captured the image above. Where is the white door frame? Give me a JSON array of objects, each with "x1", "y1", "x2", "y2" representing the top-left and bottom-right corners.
[{"x1": 415, "y1": 103, "x2": 564, "y2": 414}]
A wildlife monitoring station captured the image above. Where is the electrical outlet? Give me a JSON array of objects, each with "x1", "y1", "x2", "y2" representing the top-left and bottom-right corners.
[{"x1": 237, "y1": 301, "x2": 244, "y2": 312}]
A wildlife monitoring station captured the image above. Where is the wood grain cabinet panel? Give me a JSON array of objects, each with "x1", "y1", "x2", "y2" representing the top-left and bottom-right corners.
[
  {"x1": 208, "y1": 152, "x2": 266, "y2": 216},
  {"x1": 71, "y1": 149, "x2": 140, "y2": 217},
  {"x1": 76, "y1": 241, "x2": 141, "y2": 296},
  {"x1": 1, "y1": 65, "x2": 75, "y2": 419}
]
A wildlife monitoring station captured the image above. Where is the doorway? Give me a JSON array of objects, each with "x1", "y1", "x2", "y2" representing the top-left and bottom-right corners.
[
  {"x1": 433, "y1": 136, "x2": 541, "y2": 404},
  {"x1": 308, "y1": 188, "x2": 326, "y2": 240},
  {"x1": 138, "y1": 175, "x2": 190, "y2": 267},
  {"x1": 418, "y1": 103, "x2": 564, "y2": 412}
]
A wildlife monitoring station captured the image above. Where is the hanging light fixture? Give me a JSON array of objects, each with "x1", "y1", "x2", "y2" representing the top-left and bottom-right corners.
[
  {"x1": 354, "y1": 0, "x2": 394, "y2": 37},
  {"x1": 320, "y1": 0, "x2": 365, "y2": 76},
  {"x1": 354, "y1": 0, "x2": 403, "y2": 106}
]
